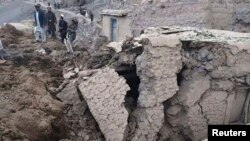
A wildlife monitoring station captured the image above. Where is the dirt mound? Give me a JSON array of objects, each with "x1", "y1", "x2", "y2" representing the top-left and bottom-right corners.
[
  {"x1": 0, "y1": 48, "x2": 70, "y2": 141},
  {"x1": 0, "y1": 25, "x2": 101, "y2": 140},
  {"x1": 0, "y1": 24, "x2": 23, "y2": 47},
  {"x1": 0, "y1": 66, "x2": 67, "y2": 140}
]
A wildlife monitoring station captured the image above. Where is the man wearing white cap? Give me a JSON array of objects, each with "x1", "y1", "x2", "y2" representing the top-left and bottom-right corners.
[{"x1": 58, "y1": 14, "x2": 68, "y2": 43}]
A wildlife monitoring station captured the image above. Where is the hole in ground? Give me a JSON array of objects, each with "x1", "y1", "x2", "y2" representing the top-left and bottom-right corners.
[{"x1": 116, "y1": 65, "x2": 140, "y2": 111}]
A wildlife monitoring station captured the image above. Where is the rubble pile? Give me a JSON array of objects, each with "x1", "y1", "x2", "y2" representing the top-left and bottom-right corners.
[
  {"x1": 83, "y1": 27, "x2": 250, "y2": 141},
  {"x1": 56, "y1": 81, "x2": 105, "y2": 141},
  {"x1": 59, "y1": 26, "x2": 250, "y2": 141},
  {"x1": 1, "y1": 22, "x2": 250, "y2": 141}
]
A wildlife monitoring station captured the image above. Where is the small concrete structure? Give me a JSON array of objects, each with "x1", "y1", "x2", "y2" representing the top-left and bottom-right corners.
[{"x1": 101, "y1": 9, "x2": 132, "y2": 42}]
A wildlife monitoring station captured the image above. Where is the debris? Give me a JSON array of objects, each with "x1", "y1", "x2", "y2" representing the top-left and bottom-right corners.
[
  {"x1": 0, "y1": 39, "x2": 3, "y2": 50},
  {"x1": 0, "y1": 59, "x2": 6, "y2": 64},
  {"x1": 106, "y1": 42, "x2": 122, "y2": 53},
  {"x1": 35, "y1": 48, "x2": 46, "y2": 54},
  {"x1": 0, "y1": 39, "x2": 5, "y2": 60},
  {"x1": 79, "y1": 68, "x2": 130, "y2": 141},
  {"x1": 246, "y1": 75, "x2": 250, "y2": 86},
  {"x1": 63, "y1": 71, "x2": 76, "y2": 79},
  {"x1": 64, "y1": 35, "x2": 74, "y2": 54},
  {"x1": 0, "y1": 24, "x2": 23, "y2": 47},
  {"x1": 78, "y1": 69, "x2": 98, "y2": 77}
]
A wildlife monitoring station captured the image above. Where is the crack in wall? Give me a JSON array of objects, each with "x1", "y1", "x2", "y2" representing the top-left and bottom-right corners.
[
  {"x1": 76, "y1": 85, "x2": 85, "y2": 102},
  {"x1": 198, "y1": 102, "x2": 209, "y2": 125},
  {"x1": 223, "y1": 92, "x2": 231, "y2": 123}
]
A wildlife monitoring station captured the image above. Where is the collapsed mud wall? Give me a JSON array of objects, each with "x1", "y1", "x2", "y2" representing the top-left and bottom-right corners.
[
  {"x1": 68, "y1": 26, "x2": 250, "y2": 141},
  {"x1": 140, "y1": 27, "x2": 250, "y2": 141},
  {"x1": 126, "y1": 34, "x2": 182, "y2": 141}
]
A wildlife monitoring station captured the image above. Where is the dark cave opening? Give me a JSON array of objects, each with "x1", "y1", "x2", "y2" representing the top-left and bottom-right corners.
[
  {"x1": 177, "y1": 65, "x2": 187, "y2": 86},
  {"x1": 116, "y1": 65, "x2": 140, "y2": 110}
]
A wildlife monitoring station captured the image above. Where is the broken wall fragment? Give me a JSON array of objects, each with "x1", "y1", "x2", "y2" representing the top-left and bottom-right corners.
[{"x1": 79, "y1": 68, "x2": 130, "y2": 141}]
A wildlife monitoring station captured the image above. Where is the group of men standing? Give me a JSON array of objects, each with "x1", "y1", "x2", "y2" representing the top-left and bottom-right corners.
[{"x1": 33, "y1": 3, "x2": 78, "y2": 46}]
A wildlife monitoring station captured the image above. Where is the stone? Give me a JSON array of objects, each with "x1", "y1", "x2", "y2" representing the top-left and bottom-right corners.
[
  {"x1": 63, "y1": 71, "x2": 76, "y2": 79},
  {"x1": 8, "y1": 44, "x2": 17, "y2": 48},
  {"x1": 78, "y1": 70, "x2": 98, "y2": 77},
  {"x1": 225, "y1": 50, "x2": 236, "y2": 66},
  {"x1": 210, "y1": 66, "x2": 234, "y2": 78},
  {"x1": 206, "y1": 53, "x2": 214, "y2": 61},
  {"x1": 0, "y1": 59, "x2": 6, "y2": 64},
  {"x1": 179, "y1": 72, "x2": 211, "y2": 107},
  {"x1": 211, "y1": 80, "x2": 234, "y2": 91},
  {"x1": 147, "y1": 34, "x2": 181, "y2": 48},
  {"x1": 57, "y1": 83, "x2": 81, "y2": 105},
  {"x1": 246, "y1": 75, "x2": 250, "y2": 86},
  {"x1": 106, "y1": 42, "x2": 123, "y2": 53},
  {"x1": 74, "y1": 68, "x2": 80, "y2": 73},
  {"x1": 166, "y1": 105, "x2": 182, "y2": 116},
  {"x1": 198, "y1": 48, "x2": 209, "y2": 61},
  {"x1": 178, "y1": 105, "x2": 208, "y2": 140},
  {"x1": 200, "y1": 91, "x2": 229, "y2": 124},
  {"x1": 204, "y1": 63, "x2": 214, "y2": 71},
  {"x1": 129, "y1": 106, "x2": 164, "y2": 141},
  {"x1": 233, "y1": 53, "x2": 250, "y2": 77}
]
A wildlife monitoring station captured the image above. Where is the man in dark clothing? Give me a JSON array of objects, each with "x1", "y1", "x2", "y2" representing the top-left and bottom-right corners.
[
  {"x1": 54, "y1": 3, "x2": 57, "y2": 9},
  {"x1": 79, "y1": 7, "x2": 87, "y2": 16},
  {"x1": 67, "y1": 18, "x2": 78, "y2": 42},
  {"x1": 80, "y1": 8, "x2": 94, "y2": 26},
  {"x1": 64, "y1": 18, "x2": 78, "y2": 53},
  {"x1": 34, "y1": 5, "x2": 45, "y2": 27},
  {"x1": 88, "y1": 10, "x2": 94, "y2": 23},
  {"x1": 46, "y1": 7, "x2": 57, "y2": 38},
  {"x1": 34, "y1": 4, "x2": 46, "y2": 42},
  {"x1": 58, "y1": 14, "x2": 68, "y2": 43}
]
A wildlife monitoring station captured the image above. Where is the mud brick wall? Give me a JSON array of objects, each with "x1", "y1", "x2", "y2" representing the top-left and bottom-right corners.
[{"x1": 79, "y1": 68, "x2": 130, "y2": 141}]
